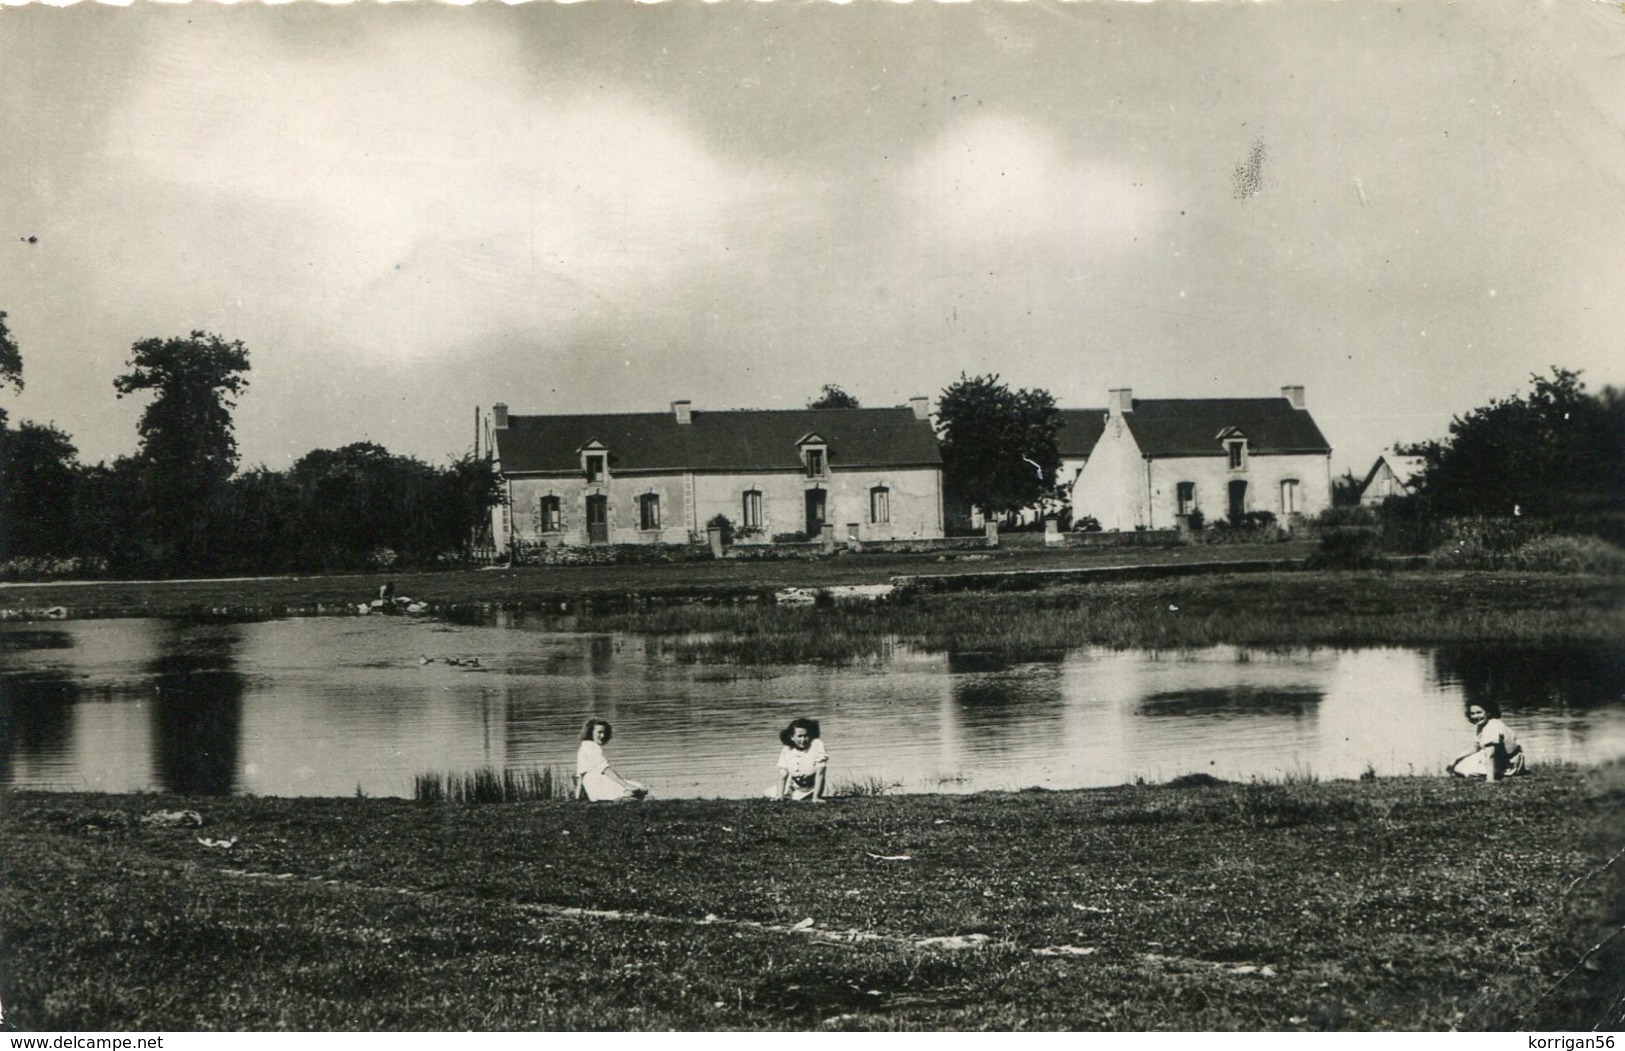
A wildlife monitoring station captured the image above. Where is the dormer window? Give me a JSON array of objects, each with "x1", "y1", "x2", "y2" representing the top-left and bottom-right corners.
[
  {"x1": 580, "y1": 441, "x2": 609, "y2": 484},
  {"x1": 1217, "y1": 427, "x2": 1248, "y2": 471},
  {"x1": 797, "y1": 433, "x2": 829, "y2": 479}
]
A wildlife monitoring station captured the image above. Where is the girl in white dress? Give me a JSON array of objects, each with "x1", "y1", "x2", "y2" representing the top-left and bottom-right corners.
[
  {"x1": 1448, "y1": 702, "x2": 1526, "y2": 781},
  {"x1": 774, "y1": 717, "x2": 829, "y2": 802},
  {"x1": 575, "y1": 719, "x2": 648, "y2": 801}
]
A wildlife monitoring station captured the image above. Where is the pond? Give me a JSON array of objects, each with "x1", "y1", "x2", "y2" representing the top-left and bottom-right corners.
[{"x1": 2, "y1": 615, "x2": 1622, "y2": 799}]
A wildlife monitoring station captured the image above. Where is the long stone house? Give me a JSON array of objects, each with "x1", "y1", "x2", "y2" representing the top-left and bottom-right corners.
[
  {"x1": 488, "y1": 398, "x2": 944, "y2": 549},
  {"x1": 1069, "y1": 386, "x2": 1334, "y2": 531}
]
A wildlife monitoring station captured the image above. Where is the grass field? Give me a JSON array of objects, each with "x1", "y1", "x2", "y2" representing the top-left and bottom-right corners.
[
  {"x1": 3, "y1": 767, "x2": 1622, "y2": 1031},
  {"x1": 0, "y1": 542, "x2": 1313, "y2": 619}
]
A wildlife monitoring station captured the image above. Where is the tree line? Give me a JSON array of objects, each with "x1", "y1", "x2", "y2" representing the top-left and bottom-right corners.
[
  {"x1": 3, "y1": 312, "x2": 1617, "y2": 578},
  {"x1": 0, "y1": 325, "x2": 501, "y2": 576}
]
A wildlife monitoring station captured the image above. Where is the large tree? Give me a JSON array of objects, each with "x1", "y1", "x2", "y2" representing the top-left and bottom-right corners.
[
  {"x1": 808, "y1": 384, "x2": 860, "y2": 410},
  {"x1": 1406, "y1": 367, "x2": 1625, "y2": 517},
  {"x1": 0, "y1": 421, "x2": 78, "y2": 558},
  {"x1": 935, "y1": 372, "x2": 1061, "y2": 520},
  {"x1": 113, "y1": 331, "x2": 251, "y2": 568},
  {"x1": 0, "y1": 310, "x2": 22, "y2": 430}
]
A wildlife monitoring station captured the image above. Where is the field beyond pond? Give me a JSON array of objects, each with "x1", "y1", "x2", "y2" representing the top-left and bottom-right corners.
[{"x1": 3, "y1": 769, "x2": 1622, "y2": 1031}]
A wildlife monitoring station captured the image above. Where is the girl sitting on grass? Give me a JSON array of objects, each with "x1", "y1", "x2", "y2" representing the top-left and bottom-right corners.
[
  {"x1": 575, "y1": 718, "x2": 648, "y2": 801},
  {"x1": 774, "y1": 717, "x2": 829, "y2": 802},
  {"x1": 1448, "y1": 701, "x2": 1526, "y2": 781}
]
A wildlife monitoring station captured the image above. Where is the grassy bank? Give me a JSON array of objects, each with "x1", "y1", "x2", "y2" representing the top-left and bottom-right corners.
[
  {"x1": 567, "y1": 572, "x2": 1625, "y2": 661},
  {"x1": 0, "y1": 542, "x2": 1310, "y2": 619},
  {"x1": 3, "y1": 768, "x2": 1622, "y2": 1031}
]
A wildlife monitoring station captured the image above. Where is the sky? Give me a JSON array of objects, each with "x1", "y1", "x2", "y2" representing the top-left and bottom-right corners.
[{"x1": 2, "y1": 0, "x2": 1622, "y2": 478}]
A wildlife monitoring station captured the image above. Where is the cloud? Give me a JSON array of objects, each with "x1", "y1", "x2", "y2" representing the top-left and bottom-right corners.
[
  {"x1": 88, "y1": 20, "x2": 801, "y2": 365},
  {"x1": 896, "y1": 112, "x2": 1163, "y2": 254}
]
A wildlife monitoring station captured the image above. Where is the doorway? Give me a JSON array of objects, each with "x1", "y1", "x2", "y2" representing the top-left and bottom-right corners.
[{"x1": 586, "y1": 494, "x2": 609, "y2": 544}]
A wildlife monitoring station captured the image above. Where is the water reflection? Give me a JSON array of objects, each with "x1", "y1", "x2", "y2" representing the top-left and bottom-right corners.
[
  {"x1": 1138, "y1": 687, "x2": 1323, "y2": 718},
  {"x1": 1434, "y1": 646, "x2": 1625, "y2": 712},
  {"x1": 146, "y1": 622, "x2": 245, "y2": 795},
  {"x1": 1, "y1": 617, "x2": 1622, "y2": 799}
]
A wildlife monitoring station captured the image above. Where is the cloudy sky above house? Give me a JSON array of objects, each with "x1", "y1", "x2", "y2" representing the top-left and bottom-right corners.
[{"x1": 3, "y1": 0, "x2": 1622, "y2": 477}]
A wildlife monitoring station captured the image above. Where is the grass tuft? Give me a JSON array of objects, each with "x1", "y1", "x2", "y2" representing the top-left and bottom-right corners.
[{"x1": 412, "y1": 765, "x2": 569, "y2": 804}]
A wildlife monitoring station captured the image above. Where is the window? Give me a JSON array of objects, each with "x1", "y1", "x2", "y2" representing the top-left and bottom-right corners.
[
  {"x1": 585, "y1": 454, "x2": 606, "y2": 483},
  {"x1": 638, "y1": 493, "x2": 661, "y2": 531},
  {"x1": 539, "y1": 495, "x2": 562, "y2": 533},
  {"x1": 1176, "y1": 482, "x2": 1196, "y2": 516},
  {"x1": 742, "y1": 489, "x2": 763, "y2": 530},
  {"x1": 870, "y1": 486, "x2": 890, "y2": 524},
  {"x1": 1226, "y1": 441, "x2": 1246, "y2": 470},
  {"x1": 1280, "y1": 479, "x2": 1300, "y2": 515},
  {"x1": 805, "y1": 448, "x2": 825, "y2": 478}
]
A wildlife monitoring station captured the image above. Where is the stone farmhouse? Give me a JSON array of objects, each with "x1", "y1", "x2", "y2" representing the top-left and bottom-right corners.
[
  {"x1": 1069, "y1": 386, "x2": 1334, "y2": 531},
  {"x1": 488, "y1": 399, "x2": 944, "y2": 550},
  {"x1": 1357, "y1": 450, "x2": 1426, "y2": 506}
]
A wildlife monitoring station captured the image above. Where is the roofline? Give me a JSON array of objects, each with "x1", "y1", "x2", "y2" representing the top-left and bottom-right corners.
[{"x1": 499, "y1": 461, "x2": 942, "y2": 478}]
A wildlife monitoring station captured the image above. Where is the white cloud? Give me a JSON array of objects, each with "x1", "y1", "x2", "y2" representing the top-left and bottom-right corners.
[
  {"x1": 90, "y1": 21, "x2": 800, "y2": 364},
  {"x1": 896, "y1": 112, "x2": 1162, "y2": 252}
]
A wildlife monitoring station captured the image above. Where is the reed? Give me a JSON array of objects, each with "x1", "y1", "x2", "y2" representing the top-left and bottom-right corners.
[
  {"x1": 565, "y1": 572, "x2": 1625, "y2": 663},
  {"x1": 412, "y1": 764, "x2": 568, "y2": 804}
]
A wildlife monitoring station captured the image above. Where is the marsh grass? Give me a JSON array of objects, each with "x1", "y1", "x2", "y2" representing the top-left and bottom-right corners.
[
  {"x1": 413, "y1": 764, "x2": 568, "y2": 804},
  {"x1": 834, "y1": 774, "x2": 902, "y2": 797},
  {"x1": 566, "y1": 572, "x2": 1625, "y2": 664}
]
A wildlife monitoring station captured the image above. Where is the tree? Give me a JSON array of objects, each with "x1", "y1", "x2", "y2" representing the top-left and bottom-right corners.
[
  {"x1": 0, "y1": 310, "x2": 23, "y2": 430},
  {"x1": 1406, "y1": 368, "x2": 1625, "y2": 517},
  {"x1": 935, "y1": 373, "x2": 1061, "y2": 520},
  {"x1": 0, "y1": 421, "x2": 78, "y2": 558},
  {"x1": 113, "y1": 332, "x2": 251, "y2": 569},
  {"x1": 808, "y1": 384, "x2": 860, "y2": 410}
]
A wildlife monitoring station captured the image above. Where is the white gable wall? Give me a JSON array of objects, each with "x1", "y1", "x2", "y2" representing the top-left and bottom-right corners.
[{"x1": 1074, "y1": 413, "x2": 1149, "y2": 531}]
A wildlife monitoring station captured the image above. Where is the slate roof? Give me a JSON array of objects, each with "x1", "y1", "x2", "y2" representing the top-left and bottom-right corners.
[
  {"x1": 1124, "y1": 398, "x2": 1332, "y2": 457},
  {"x1": 1057, "y1": 409, "x2": 1108, "y2": 459},
  {"x1": 494, "y1": 407, "x2": 942, "y2": 474}
]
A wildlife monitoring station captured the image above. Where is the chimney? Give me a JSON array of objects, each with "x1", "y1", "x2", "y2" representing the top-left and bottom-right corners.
[
  {"x1": 909, "y1": 395, "x2": 930, "y2": 420},
  {"x1": 492, "y1": 403, "x2": 509, "y2": 429},
  {"x1": 672, "y1": 400, "x2": 693, "y2": 426},
  {"x1": 1281, "y1": 385, "x2": 1305, "y2": 409},
  {"x1": 1108, "y1": 388, "x2": 1134, "y2": 416}
]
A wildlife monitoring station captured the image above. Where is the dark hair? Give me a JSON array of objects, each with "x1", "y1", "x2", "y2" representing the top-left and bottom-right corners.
[
  {"x1": 1465, "y1": 701, "x2": 1502, "y2": 720},
  {"x1": 581, "y1": 718, "x2": 613, "y2": 743},
  {"x1": 779, "y1": 717, "x2": 821, "y2": 748}
]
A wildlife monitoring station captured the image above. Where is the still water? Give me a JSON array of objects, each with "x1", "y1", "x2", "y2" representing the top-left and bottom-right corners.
[{"x1": 2, "y1": 615, "x2": 1622, "y2": 799}]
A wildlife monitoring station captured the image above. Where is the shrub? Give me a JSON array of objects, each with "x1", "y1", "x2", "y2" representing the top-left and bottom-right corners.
[
  {"x1": 705, "y1": 514, "x2": 734, "y2": 546},
  {"x1": 1431, "y1": 533, "x2": 1625, "y2": 574},
  {"x1": 1073, "y1": 516, "x2": 1102, "y2": 533},
  {"x1": 1310, "y1": 525, "x2": 1382, "y2": 570},
  {"x1": 772, "y1": 530, "x2": 809, "y2": 543}
]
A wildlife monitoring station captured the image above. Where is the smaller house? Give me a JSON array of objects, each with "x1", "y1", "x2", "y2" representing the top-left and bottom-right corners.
[
  {"x1": 1072, "y1": 385, "x2": 1334, "y2": 531},
  {"x1": 1358, "y1": 450, "x2": 1425, "y2": 506}
]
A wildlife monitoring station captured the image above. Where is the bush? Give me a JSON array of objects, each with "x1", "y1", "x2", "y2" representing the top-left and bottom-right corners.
[
  {"x1": 772, "y1": 530, "x2": 809, "y2": 543},
  {"x1": 1309, "y1": 525, "x2": 1382, "y2": 569},
  {"x1": 1073, "y1": 516, "x2": 1102, "y2": 533},
  {"x1": 705, "y1": 514, "x2": 734, "y2": 546},
  {"x1": 1431, "y1": 533, "x2": 1625, "y2": 574}
]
